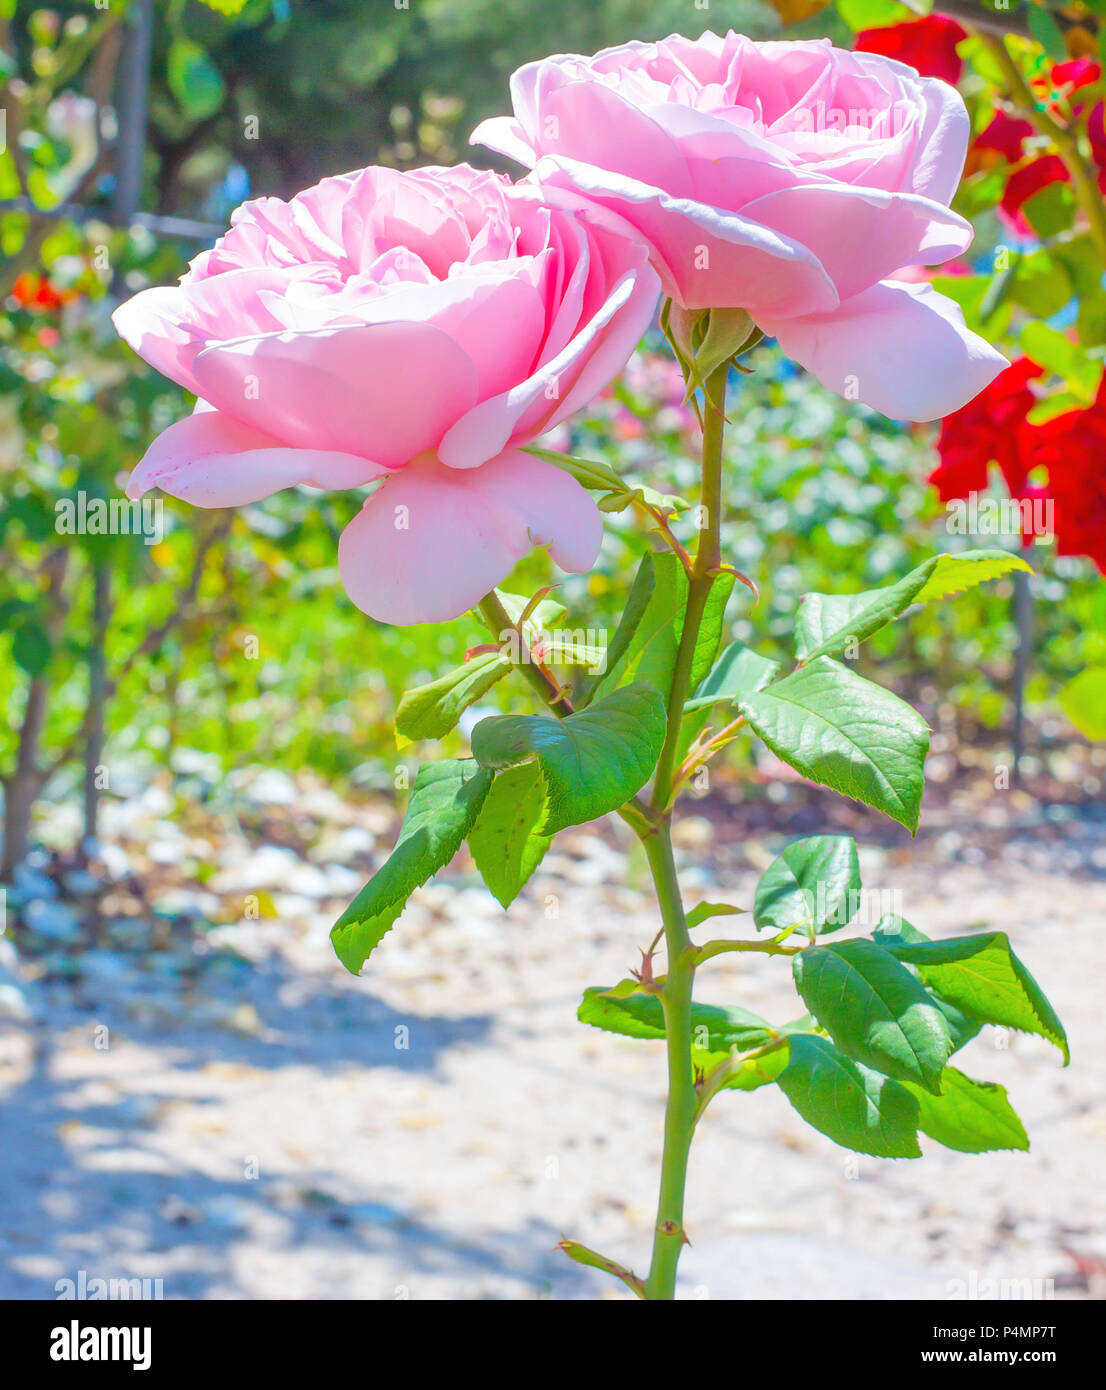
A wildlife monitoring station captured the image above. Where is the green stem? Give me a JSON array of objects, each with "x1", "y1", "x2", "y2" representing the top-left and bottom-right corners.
[
  {"x1": 477, "y1": 590, "x2": 573, "y2": 714},
  {"x1": 642, "y1": 822, "x2": 696, "y2": 1301},
  {"x1": 694, "y1": 938, "x2": 803, "y2": 962},
  {"x1": 650, "y1": 364, "x2": 728, "y2": 810},
  {"x1": 640, "y1": 358, "x2": 731, "y2": 1301}
]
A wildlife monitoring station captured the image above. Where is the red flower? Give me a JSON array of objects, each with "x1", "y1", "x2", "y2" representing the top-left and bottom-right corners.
[
  {"x1": 1024, "y1": 382, "x2": 1106, "y2": 573},
  {"x1": 999, "y1": 154, "x2": 1069, "y2": 232},
  {"x1": 11, "y1": 272, "x2": 68, "y2": 312},
  {"x1": 855, "y1": 15, "x2": 968, "y2": 87},
  {"x1": 928, "y1": 358, "x2": 1043, "y2": 502},
  {"x1": 1048, "y1": 57, "x2": 1101, "y2": 95},
  {"x1": 973, "y1": 110, "x2": 1034, "y2": 164}
]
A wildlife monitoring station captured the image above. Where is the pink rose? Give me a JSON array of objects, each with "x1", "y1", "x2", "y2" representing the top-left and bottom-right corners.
[
  {"x1": 473, "y1": 30, "x2": 1006, "y2": 421},
  {"x1": 114, "y1": 164, "x2": 659, "y2": 624}
]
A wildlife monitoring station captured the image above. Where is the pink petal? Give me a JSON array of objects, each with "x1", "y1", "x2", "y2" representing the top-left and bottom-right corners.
[
  {"x1": 438, "y1": 257, "x2": 658, "y2": 470},
  {"x1": 741, "y1": 183, "x2": 972, "y2": 302},
  {"x1": 126, "y1": 409, "x2": 384, "y2": 507},
  {"x1": 757, "y1": 280, "x2": 1007, "y2": 422},
  {"x1": 338, "y1": 449, "x2": 602, "y2": 625},
  {"x1": 531, "y1": 154, "x2": 838, "y2": 316},
  {"x1": 190, "y1": 320, "x2": 479, "y2": 467}
]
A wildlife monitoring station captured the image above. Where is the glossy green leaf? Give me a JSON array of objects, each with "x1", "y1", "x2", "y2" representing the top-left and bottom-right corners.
[
  {"x1": 686, "y1": 901, "x2": 746, "y2": 930},
  {"x1": 872, "y1": 916, "x2": 981, "y2": 1052},
  {"x1": 739, "y1": 659, "x2": 930, "y2": 832},
  {"x1": 578, "y1": 986, "x2": 775, "y2": 1052},
  {"x1": 330, "y1": 759, "x2": 493, "y2": 974},
  {"x1": 682, "y1": 570, "x2": 735, "y2": 690},
  {"x1": 904, "y1": 1067, "x2": 1029, "y2": 1154},
  {"x1": 593, "y1": 553, "x2": 685, "y2": 698},
  {"x1": 776, "y1": 1035, "x2": 921, "y2": 1158},
  {"x1": 394, "y1": 652, "x2": 511, "y2": 747},
  {"x1": 795, "y1": 550, "x2": 1032, "y2": 662},
  {"x1": 793, "y1": 939, "x2": 954, "y2": 1092},
  {"x1": 753, "y1": 834, "x2": 861, "y2": 936},
  {"x1": 466, "y1": 762, "x2": 551, "y2": 908},
  {"x1": 880, "y1": 932, "x2": 1069, "y2": 1063},
  {"x1": 470, "y1": 683, "x2": 666, "y2": 834},
  {"x1": 686, "y1": 640, "x2": 779, "y2": 711},
  {"x1": 912, "y1": 550, "x2": 1032, "y2": 603}
]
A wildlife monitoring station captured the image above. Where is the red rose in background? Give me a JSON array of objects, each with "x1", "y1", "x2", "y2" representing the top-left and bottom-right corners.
[
  {"x1": 1024, "y1": 383, "x2": 1106, "y2": 573},
  {"x1": 928, "y1": 357, "x2": 1043, "y2": 502},
  {"x1": 11, "y1": 272, "x2": 73, "y2": 313},
  {"x1": 973, "y1": 110, "x2": 1034, "y2": 165},
  {"x1": 855, "y1": 14, "x2": 967, "y2": 87},
  {"x1": 1000, "y1": 155, "x2": 1070, "y2": 228}
]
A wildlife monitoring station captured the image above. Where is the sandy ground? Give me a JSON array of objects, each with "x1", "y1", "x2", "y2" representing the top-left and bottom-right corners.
[{"x1": 1, "y1": 771, "x2": 1104, "y2": 1301}]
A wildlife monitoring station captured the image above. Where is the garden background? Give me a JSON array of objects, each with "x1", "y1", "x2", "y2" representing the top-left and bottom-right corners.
[{"x1": 0, "y1": 0, "x2": 1103, "y2": 1300}]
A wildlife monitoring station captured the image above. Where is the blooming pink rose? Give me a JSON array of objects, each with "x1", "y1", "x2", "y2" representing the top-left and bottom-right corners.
[
  {"x1": 114, "y1": 164, "x2": 659, "y2": 624},
  {"x1": 473, "y1": 30, "x2": 1006, "y2": 421}
]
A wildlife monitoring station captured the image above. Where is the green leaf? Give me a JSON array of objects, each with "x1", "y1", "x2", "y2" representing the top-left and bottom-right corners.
[
  {"x1": 593, "y1": 553, "x2": 686, "y2": 698},
  {"x1": 1060, "y1": 667, "x2": 1106, "y2": 740},
  {"x1": 578, "y1": 986, "x2": 775, "y2": 1052},
  {"x1": 713, "y1": 1043, "x2": 791, "y2": 1092},
  {"x1": 871, "y1": 916, "x2": 981, "y2": 1053},
  {"x1": 470, "y1": 683, "x2": 665, "y2": 834},
  {"x1": 739, "y1": 659, "x2": 931, "y2": 832},
  {"x1": 555, "y1": 1240, "x2": 645, "y2": 1298},
  {"x1": 686, "y1": 640, "x2": 779, "y2": 711},
  {"x1": 682, "y1": 570, "x2": 734, "y2": 690},
  {"x1": 795, "y1": 550, "x2": 1032, "y2": 663},
  {"x1": 394, "y1": 652, "x2": 511, "y2": 748},
  {"x1": 836, "y1": 0, "x2": 911, "y2": 31},
  {"x1": 880, "y1": 932, "x2": 1069, "y2": 1063},
  {"x1": 912, "y1": 550, "x2": 1032, "y2": 603},
  {"x1": 686, "y1": 901, "x2": 746, "y2": 930},
  {"x1": 753, "y1": 835, "x2": 861, "y2": 936},
  {"x1": 793, "y1": 939, "x2": 954, "y2": 1092},
  {"x1": 167, "y1": 39, "x2": 226, "y2": 121},
  {"x1": 330, "y1": 759, "x2": 493, "y2": 974},
  {"x1": 524, "y1": 447, "x2": 685, "y2": 515},
  {"x1": 776, "y1": 1035, "x2": 921, "y2": 1158},
  {"x1": 1023, "y1": 180, "x2": 1076, "y2": 240},
  {"x1": 1028, "y1": 2, "x2": 1067, "y2": 62},
  {"x1": 581, "y1": 554, "x2": 654, "y2": 703},
  {"x1": 11, "y1": 622, "x2": 51, "y2": 676},
  {"x1": 904, "y1": 1067, "x2": 1029, "y2": 1154},
  {"x1": 466, "y1": 762, "x2": 551, "y2": 908},
  {"x1": 491, "y1": 589, "x2": 566, "y2": 632}
]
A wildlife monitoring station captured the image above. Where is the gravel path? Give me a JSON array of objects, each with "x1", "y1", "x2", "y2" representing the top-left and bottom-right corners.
[{"x1": 2, "y1": 773, "x2": 1103, "y2": 1300}]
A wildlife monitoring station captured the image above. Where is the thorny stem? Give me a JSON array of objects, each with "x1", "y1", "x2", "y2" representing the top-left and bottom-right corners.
[
  {"x1": 640, "y1": 360, "x2": 730, "y2": 1301},
  {"x1": 649, "y1": 364, "x2": 728, "y2": 813},
  {"x1": 978, "y1": 30, "x2": 1106, "y2": 265},
  {"x1": 641, "y1": 822, "x2": 696, "y2": 1300}
]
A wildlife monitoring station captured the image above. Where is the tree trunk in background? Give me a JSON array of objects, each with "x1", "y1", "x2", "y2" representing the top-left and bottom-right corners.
[
  {"x1": 82, "y1": 562, "x2": 113, "y2": 848},
  {"x1": 1, "y1": 549, "x2": 69, "y2": 881},
  {"x1": 1012, "y1": 570, "x2": 1034, "y2": 785}
]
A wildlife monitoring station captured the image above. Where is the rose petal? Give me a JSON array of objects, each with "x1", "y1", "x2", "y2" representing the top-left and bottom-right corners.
[
  {"x1": 757, "y1": 279, "x2": 1008, "y2": 421},
  {"x1": 338, "y1": 449, "x2": 602, "y2": 625},
  {"x1": 190, "y1": 320, "x2": 479, "y2": 466},
  {"x1": 126, "y1": 409, "x2": 384, "y2": 507}
]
